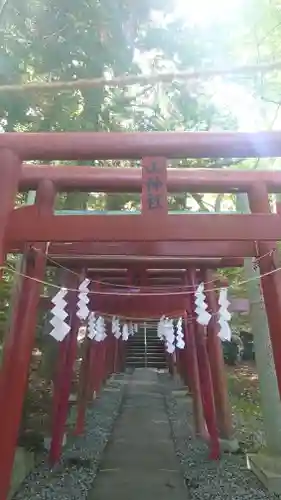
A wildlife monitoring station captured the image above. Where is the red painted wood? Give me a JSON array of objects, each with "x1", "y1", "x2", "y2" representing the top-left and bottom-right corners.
[
  {"x1": 104, "y1": 334, "x2": 111, "y2": 380},
  {"x1": 19, "y1": 165, "x2": 281, "y2": 193},
  {"x1": 2, "y1": 131, "x2": 281, "y2": 160},
  {"x1": 113, "y1": 337, "x2": 119, "y2": 373},
  {"x1": 183, "y1": 312, "x2": 206, "y2": 437},
  {"x1": 9, "y1": 240, "x2": 257, "y2": 258},
  {"x1": 7, "y1": 210, "x2": 281, "y2": 242},
  {"x1": 88, "y1": 342, "x2": 98, "y2": 401},
  {"x1": 88, "y1": 270, "x2": 184, "y2": 277},
  {"x1": 41, "y1": 293, "x2": 186, "y2": 319},
  {"x1": 188, "y1": 270, "x2": 220, "y2": 459},
  {"x1": 92, "y1": 342, "x2": 106, "y2": 394},
  {"x1": 0, "y1": 150, "x2": 21, "y2": 268},
  {"x1": 194, "y1": 321, "x2": 220, "y2": 460},
  {"x1": 104, "y1": 329, "x2": 114, "y2": 378},
  {"x1": 0, "y1": 179, "x2": 55, "y2": 500},
  {"x1": 0, "y1": 258, "x2": 45, "y2": 499},
  {"x1": 93, "y1": 278, "x2": 184, "y2": 286},
  {"x1": 49, "y1": 274, "x2": 81, "y2": 466},
  {"x1": 40, "y1": 291, "x2": 247, "y2": 315},
  {"x1": 203, "y1": 269, "x2": 234, "y2": 440},
  {"x1": 53, "y1": 257, "x2": 244, "y2": 270},
  {"x1": 141, "y1": 157, "x2": 168, "y2": 215},
  {"x1": 109, "y1": 334, "x2": 116, "y2": 375},
  {"x1": 74, "y1": 337, "x2": 91, "y2": 436}
]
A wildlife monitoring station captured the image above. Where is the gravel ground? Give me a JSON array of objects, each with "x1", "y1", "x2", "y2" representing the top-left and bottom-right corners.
[
  {"x1": 160, "y1": 373, "x2": 279, "y2": 500},
  {"x1": 13, "y1": 369, "x2": 279, "y2": 500},
  {"x1": 13, "y1": 375, "x2": 126, "y2": 500}
]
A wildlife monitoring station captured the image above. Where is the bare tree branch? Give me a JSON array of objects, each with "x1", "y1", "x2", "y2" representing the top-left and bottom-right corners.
[
  {"x1": 0, "y1": 0, "x2": 9, "y2": 22},
  {"x1": 215, "y1": 194, "x2": 224, "y2": 212},
  {"x1": 190, "y1": 193, "x2": 212, "y2": 212},
  {"x1": 1, "y1": 60, "x2": 281, "y2": 93},
  {"x1": 207, "y1": 159, "x2": 244, "y2": 169}
]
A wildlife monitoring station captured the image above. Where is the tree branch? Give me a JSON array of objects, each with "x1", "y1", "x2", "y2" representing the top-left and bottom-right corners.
[
  {"x1": 215, "y1": 194, "x2": 224, "y2": 212},
  {"x1": 190, "y1": 193, "x2": 211, "y2": 212},
  {"x1": 1, "y1": 60, "x2": 281, "y2": 93},
  {"x1": 0, "y1": 0, "x2": 9, "y2": 23},
  {"x1": 207, "y1": 159, "x2": 244, "y2": 169}
]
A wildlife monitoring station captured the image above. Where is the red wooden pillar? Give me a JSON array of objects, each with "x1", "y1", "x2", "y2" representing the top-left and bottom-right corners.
[
  {"x1": 194, "y1": 322, "x2": 220, "y2": 459},
  {"x1": 74, "y1": 336, "x2": 91, "y2": 436},
  {"x1": 107, "y1": 328, "x2": 115, "y2": 376},
  {"x1": 120, "y1": 339, "x2": 126, "y2": 372},
  {"x1": 177, "y1": 346, "x2": 190, "y2": 388},
  {"x1": 0, "y1": 179, "x2": 55, "y2": 500},
  {"x1": 87, "y1": 280, "x2": 100, "y2": 399},
  {"x1": 87, "y1": 340, "x2": 98, "y2": 401},
  {"x1": 202, "y1": 268, "x2": 234, "y2": 440},
  {"x1": 0, "y1": 149, "x2": 21, "y2": 270},
  {"x1": 176, "y1": 336, "x2": 185, "y2": 383},
  {"x1": 182, "y1": 338, "x2": 193, "y2": 391},
  {"x1": 49, "y1": 273, "x2": 81, "y2": 465},
  {"x1": 175, "y1": 348, "x2": 182, "y2": 378},
  {"x1": 183, "y1": 311, "x2": 205, "y2": 437},
  {"x1": 75, "y1": 320, "x2": 111, "y2": 435},
  {"x1": 101, "y1": 334, "x2": 108, "y2": 384},
  {"x1": 91, "y1": 342, "x2": 101, "y2": 394},
  {"x1": 89, "y1": 317, "x2": 107, "y2": 396},
  {"x1": 96, "y1": 340, "x2": 106, "y2": 391},
  {"x1": 176, "y1": 314, "x2": 190, "y2": 386},
  {"x1": 100, "y1": 337, "x2": 108, "y2": 383},
  {"x1": 104, "y1": 323, "x2": 112, "y2": 380},
  {"x1": 119, "y1": 338, "x2": 125, "y2": 372},
  {"x1": 110, "y1": 330, "x2": 116, "y2": 375},
  {"x1": 248, "y1": 183, "x2": 281, "y2": 398},
  {"x1": 113, "y1": 335, "x2": 120, "y2": 373},
  {"x1": 188, "y1": 269, "x2": 220, "y2": 459},
  {"x1": 183, "y1": 271, "x2": 205, "y2": 436}
]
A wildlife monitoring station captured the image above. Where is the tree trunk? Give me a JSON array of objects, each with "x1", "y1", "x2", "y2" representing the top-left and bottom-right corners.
[{"x1": 236, "y1": 193, "x2": 281, "y2": 454}]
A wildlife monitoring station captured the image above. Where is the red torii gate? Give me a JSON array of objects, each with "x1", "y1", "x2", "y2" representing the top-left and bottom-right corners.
[{"x1": 0, "y1": 131, "x2": 281, "y2": 500}]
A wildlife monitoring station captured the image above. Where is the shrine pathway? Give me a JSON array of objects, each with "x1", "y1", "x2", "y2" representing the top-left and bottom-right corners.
[{"x1": 87, "y1": 368, "x2": 187, "y2": 500}]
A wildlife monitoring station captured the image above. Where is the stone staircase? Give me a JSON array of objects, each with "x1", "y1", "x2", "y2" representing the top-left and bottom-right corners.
[{"x1": 126, "y1": 326, "x2": 167, "y2": 369}]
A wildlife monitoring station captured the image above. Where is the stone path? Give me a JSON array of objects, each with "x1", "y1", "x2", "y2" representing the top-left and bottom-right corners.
[{"x1": 87, "y1": 369, "x2": 187, "y2": 500}]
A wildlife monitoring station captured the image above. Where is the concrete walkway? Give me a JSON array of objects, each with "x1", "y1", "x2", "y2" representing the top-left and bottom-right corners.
[{"x1": 88, "y1": 369, "x2": 187, "y2": 500}]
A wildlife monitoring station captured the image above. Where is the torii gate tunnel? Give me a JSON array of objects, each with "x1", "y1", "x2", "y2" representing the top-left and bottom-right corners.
[{"x1": 1, "y1": 130, "x2": 281, "y2": 499}]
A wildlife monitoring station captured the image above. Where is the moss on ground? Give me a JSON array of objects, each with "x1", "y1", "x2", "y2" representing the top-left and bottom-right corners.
[{"x1": 226, "y1": 363, "x2": 265, "y2": 451}]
